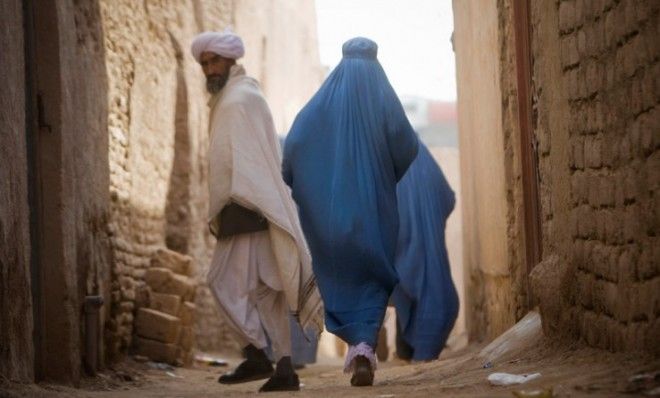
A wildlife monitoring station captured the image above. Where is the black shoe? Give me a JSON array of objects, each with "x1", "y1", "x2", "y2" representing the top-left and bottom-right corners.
[
  {"x1": 218, "y1": 345, "x2": 273, "y2": 384},
  {"x1": 218, "y1": 359, "x2": 274, "y2": 384},
  {"x1": 259, "y1": 372, "x2": 300, "y2": 392},
  {"x1": 350, "y1": 355, "x2": 374, "y2": 387},
  {"x1": 259, "y1": 356, "x2": 300, "y2": 392}
]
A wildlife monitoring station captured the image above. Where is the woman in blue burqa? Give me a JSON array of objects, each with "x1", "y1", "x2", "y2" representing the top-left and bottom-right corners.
[
  {"x1": 283, "y1": 37, "x2": 418, "y2": 386},
  {"x1": 392, "y1": 143, "x2": 459, "y2": 362}
]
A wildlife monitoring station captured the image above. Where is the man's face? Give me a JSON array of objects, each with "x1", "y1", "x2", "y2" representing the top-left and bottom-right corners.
[{"x1": 200, "y1": 51, "x2": 234, "y2": 94}]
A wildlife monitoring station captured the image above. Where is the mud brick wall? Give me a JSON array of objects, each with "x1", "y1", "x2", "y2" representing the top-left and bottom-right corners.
[
  {"x1": 99, "y1": 0, "x2": 236, "y2": 358},
  {"x1": 453, "y1": 0, "x2": 528, "y2": 342},
  {"x1": 531, "y1": 0, "x2": 659, "y2": 354}
]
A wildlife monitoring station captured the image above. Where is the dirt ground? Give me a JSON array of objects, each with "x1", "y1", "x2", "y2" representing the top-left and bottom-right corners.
[
  {"x1": 2, "y1": 313, "x2": 658, "y2": 398},
  {"x1": 2, "y1": 339, "x2": 658, "y2": 398}
]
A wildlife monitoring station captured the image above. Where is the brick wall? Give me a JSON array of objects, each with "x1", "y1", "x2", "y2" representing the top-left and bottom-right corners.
[
  {"x1": 531, "y1": 0, "x2": 659, "y2": 353},
  {"x1": 99, "y1": 0, "x2": 238, "y2": 357}
]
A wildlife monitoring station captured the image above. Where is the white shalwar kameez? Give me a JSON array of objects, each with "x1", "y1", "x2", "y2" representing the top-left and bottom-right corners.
[{"x1": 205, "y1": 64, "x2": 323, "y2": 361}]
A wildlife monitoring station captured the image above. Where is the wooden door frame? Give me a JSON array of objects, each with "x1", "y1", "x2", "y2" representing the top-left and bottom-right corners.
[{"x1": 512, "y1": 0, "x2": 542, "y2": 306}]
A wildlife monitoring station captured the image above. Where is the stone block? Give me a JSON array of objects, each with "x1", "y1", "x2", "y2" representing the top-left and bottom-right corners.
[
  {"x1": 585, "y1": 60, "x2": 600, "y2": 96},
  {"x1": 613, "y1": 170, "x2": 626, "y2": 208},
  {"x1": 561, "y1": 34, "x2": 580, "y2": 68},
  {"x1": 635, "y1": 240, "x2": 656, "y2": 281},
  {"x1": 135, "y1": 307, "x2": 182, "y2": 344},
  {"x1": 119, "y1": 275, "x2": 135, "y2": 290},
  {"x1": 121, "y1": 287, "x2": 136, "y2": 301},
  {"x1": 572, "y1": 239, "x2": 585, "y2": 265},
  {"x1": 135, "y1": 284, "x2": 151, "y2": 308},
  {"x1": 651, "y1": 108, "x2": 660, "y2": 150},
  {"x1": 145, "y1": 267, "x2": 173, "y2": 290},
  {"x1": 571, "y1": 137, "x2": 585, "y2": 169},
  {"x1": 595, "y1": 213, "x2": 606, "y2": 242},
  {"x1": 587, "y1": 174, "x2": 601, "y2": 207},
  {"x1": 577, "y1": 271, "x2": 594, "y2": 309},
  {"x1": 576, "y1": 204, "x2": 595, "y2": 238},
  {"x1": 582, "y1": 311, "x2": 599, "y2": 346},
  {"x1": 149, "y1": 293, "x2": 181, "y2": 316},
  {"x1": 645, "y1": 151, "x2": 660, "y2": 191},
  {"x1": 559, "y1": 0, "x2": 575, "y2": 32},
  {"x1": 119, "y1": 301, "x2": 134, "y2": 314},
  {"x1": 571, "y1": 171, "x2": 587, "y2": 204},
  {"x1": 631, "y1": 77, "x2": 644, "y2": 117},
  {"x1": 145, "y1": 267, "x2": 196, "y2": 300},
  {"x1": 600, "y1": 135, "x2": 617, "y2": 168},
  {"x1": 624, "y1": 42, "x2": 638, "y2": 79},
  {"x1": 593, "y1": 100, "x2": 604, "y2": 132},
  {"x1": 622, "y1": 202, "x2": 641, "y2": 241},
  {"x1": 179, "y1": 301, "x2": 196, "y2": 326},
  {"x1": 567, "y1": 68, "x2": 580, "y2": 100},
  {"x1": 604, "y1": 9, "x2": 616, "y2": 47},
  {"x1": 574, "y1": 0, "x2": 584, "y2": 26},
  {"x1": 582, "y1": 23, "x2": 595, "y2": 57},
  {"x1": 151, "y1": 247, "x2": 194, "y2": 276},
  {"x1": 622, "y1": 0, "x2": 636, "y2": 34},
  {"x1": 608, "y1": 245, "x2": 621, "y2": 283},
  {"x1": 623, "y1": 167, "x2": 639, "y2": 202},
  {"x1": 636, "y1": 279, "x2": 657, "y2": 321},
  {"x1": 577, "y1": 28, "x2": 587, "y2": 58},
  {"x1": 585, "y1": 136, "x2": 603, "y2": 168},
  {"x1": 604, "y1": 209, "x2": 622, "y2": 244},
  {"x1": 618, "y1": 245, "x2": 639, "y2": 283},
  {"x1": 601, "y1": 280, "x2": 618, "y2": 316},
  {"x1": 652, "y1": 277, "x2": 660, "y2": 317},
  {"x1": 589, "y1": 242, "x2": 606, "y2": 276},
  {"x1": 134, "y1": 336, "x2": 179, "y2": 364},
  {"x1": 598, "y1": 176, "x2": 615, "y2": 207},
  {"x1": 577, "y1": 65, "x2": 588, "y2": 98}
]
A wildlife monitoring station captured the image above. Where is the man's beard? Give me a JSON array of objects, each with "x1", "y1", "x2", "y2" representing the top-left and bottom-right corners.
[{"x1": 206, "y1": 74, "x2": 228, "y2": 94}]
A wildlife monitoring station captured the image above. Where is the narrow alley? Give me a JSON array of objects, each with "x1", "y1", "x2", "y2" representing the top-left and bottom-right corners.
[{"x1": 1, "y1": 0, "x2": 658, "y2": 397}]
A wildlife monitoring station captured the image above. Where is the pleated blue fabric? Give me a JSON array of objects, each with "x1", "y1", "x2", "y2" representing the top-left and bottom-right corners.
[
  {"x1": 392, "y1": 143, "x2": 459, "y2": 361},
  {"x1": 283, "y1": 37, "x2": 418, "y2": 347}
]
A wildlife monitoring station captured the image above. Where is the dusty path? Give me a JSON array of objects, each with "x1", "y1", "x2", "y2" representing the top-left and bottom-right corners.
[{"x1": 3, "y1": 340, "x2": 658, "y2": 398}]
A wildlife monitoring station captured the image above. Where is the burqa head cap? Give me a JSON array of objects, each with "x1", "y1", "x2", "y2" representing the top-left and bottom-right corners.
[{"x1": 342, "y1": 37, "x2": 378, "y2": 60}]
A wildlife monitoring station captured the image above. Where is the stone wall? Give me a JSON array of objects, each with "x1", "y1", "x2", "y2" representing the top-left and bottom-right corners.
[
  {"x1": 452, "y1": 0, "x2": 528, "y2": 342},
  {"x1": 100, "y1": 0, "x2": 232, "y2": 357},
  {"x1": 531, "y1": 0, "x2": 659, "y2": 354},
  {"x1": 0, "y1": 0, "x2": 34, "y2": 383}
]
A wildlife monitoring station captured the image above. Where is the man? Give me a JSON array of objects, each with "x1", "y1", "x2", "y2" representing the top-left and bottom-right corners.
[
  {"x1": 191, "y1": 29, "x2": 323, "y2": 393},
  {"x1": 392, "y1": 143, "x2": 459, "y2": 362},
  {"x1": 283, "y1": 37, "x2": 419, "y2": 387}
]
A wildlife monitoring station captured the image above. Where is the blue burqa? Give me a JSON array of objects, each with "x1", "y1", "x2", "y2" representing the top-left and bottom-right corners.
[
  {"x1": 283, "y1": 38, "x2": 419, "y2": 347},
  {"x1": 392, "y1": 143, "x2": 459, "y2": 361}
]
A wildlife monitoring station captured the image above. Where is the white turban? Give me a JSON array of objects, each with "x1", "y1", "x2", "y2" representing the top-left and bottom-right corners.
[{"x1": 191, "y1": 29, "x2": 245, "y2": 63}]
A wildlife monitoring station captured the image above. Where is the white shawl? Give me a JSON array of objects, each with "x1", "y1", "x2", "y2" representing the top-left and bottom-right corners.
[{"x1": 207, "y1": 65, "x2": 323, "y2": 333}]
